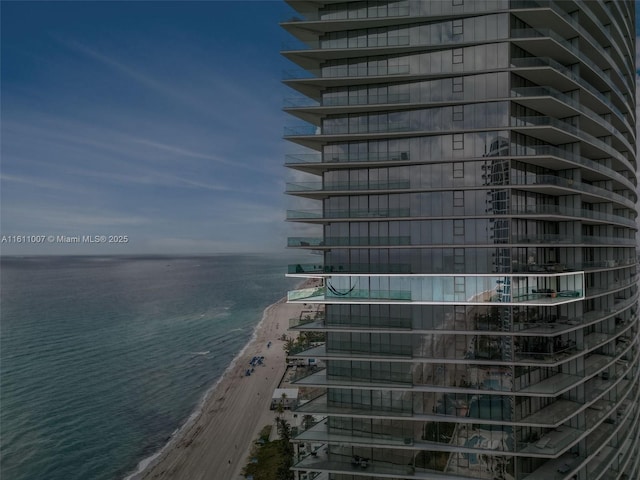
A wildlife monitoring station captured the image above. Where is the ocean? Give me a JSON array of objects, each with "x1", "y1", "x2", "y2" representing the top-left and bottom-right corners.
[{"x1": 0, "y1": 255, "x2": 299, "y2": 480}]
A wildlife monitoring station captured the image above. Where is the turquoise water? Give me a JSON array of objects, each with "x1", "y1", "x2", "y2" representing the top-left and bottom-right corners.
[{"x1": 0, "y1": 255, "x2": 298, "y2": 480}]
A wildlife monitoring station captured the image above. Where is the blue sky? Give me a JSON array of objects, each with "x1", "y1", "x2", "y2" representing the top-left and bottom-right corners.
[
  {"x1": 1, "y1": 2, "x2": 639, "y2": 255},
  {"x1": 1, "y1": 0, "x2": 309, "y2": 255}
]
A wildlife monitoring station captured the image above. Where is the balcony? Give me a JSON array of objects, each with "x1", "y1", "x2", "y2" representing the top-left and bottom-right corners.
[
  {"x1": 293, "y1": 453, "x2": 416, "y2": 479},
  {"x1": 510, "y1": 56, "x2": 632, "y2": 138},
  {"x1": 287, "y1": 273, "x2": 585, "y2": 306},
  {"x1": 511, "y1": 87, "x2": 634, "y2": 156},
  {"x1": 510, "y1": 28, "x2": 631, "y2": 114},
  {"x1": 282, "y1": 63, "x2": 411, "y2": 81},
  {"x1": 512, "y1": 233, "x2": 637, "y2": 247},
  {"x1": 286, "y1": 176, "x2": 635, "y2": 209},
  {"x1": 286, "y1": 205, "x2": 636, "y2": 227},
  {"x1": 282, "y1": 36, "x2": 410, "y2": 52},
  {"x1": 284, "y1": 92, "x2": 411, "y2": 108},
  {"x1": 287, "y1": 286, "x2": 412, "y2": 302},
  {"x1": 285, "y1": 179, "x2": 411, "y2": 196},
  {"x1": 284, "y1": 148, "x2": 637, "y2": 194},
  {"x1": 286, "y1": 208, "x2": 411, "y2": 221},
  {"x1": 288, "y1": 236, "x2": 411, "y2": 247},
  {"x1": 287, "y1": 263, "x2": 412, "y2": 274},
  {"x1": 511, "y1": 116, "x2": 633, "y2": 173},
  {"x1": 511, "y1": 174, "x2": 636, "y2": 210}
]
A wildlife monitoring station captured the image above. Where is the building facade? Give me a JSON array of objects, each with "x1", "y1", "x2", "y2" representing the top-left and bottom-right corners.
[{"x1": 281, "y1": 1, "x2": 639, "y2": 479}]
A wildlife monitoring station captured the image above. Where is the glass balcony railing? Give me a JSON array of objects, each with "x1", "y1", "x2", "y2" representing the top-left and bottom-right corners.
[
  {"x1": 285, "y1": 147, "x2": 637, "y2": 193},
  {"x1": 286, "y1": 180, "x2": 410, "y2": 192},
  {"x1": 585, "y1": 276, "x2": 639, "y2": 298},
  {"x1": 511, "y1": 87, "x2": 635, "y2": 156},
  {"x1": 516, "y1": 348, "x2": 636, "y2": 397},
  {"x1": 287, "y1": 263, "x2": 412, "y2": 274},
  {"x1": 512, "y1": 233, "x2": 637, "y2": 246},
  {"x1": 510, "y1": 28, "x2": 631, "y2": 113},
  {"x1": 516, "y1": 144, "x2": 637, "y2": 189},
  {"x1": 287, "y1": 175, "x2": 634, "y2": 209},
  {"x1": 284, "y1": 93, "x2": 412, "y2": 108},
  {"x1": 287, "y1": 208, "x2": 411, "y2": 220},
  {"x1": 504, "y1": 174, "x2": 634, "y2": 209},
  {"x1": 282, "y1": 36, "x2": 410, "y2": 51},
  {"x1": 285, "y1": 122, "x2": 412, "y2": 137},
  {"x1": 282, "y1": 5, "x2": 411, "y2": 22},
  {"x1": 288, "y1": 236, "x2": 411, "y2": 247},
  {"x1": 287, "y1": 205, "x2": 636, "y2": 227},
  {"x1": 531, "y1": 205, "x2": 635, "y2": 228},
  {"x1": 287, "y1": 286, "x2": 411, "y2": 302},
  {"x1": 284, "y1": 125, "x2": 319, "y2": 136},
  {"x1": 513, "y1": 259, "x2": 637, "y2": 273},
  {"x1": 287, "y1": 272, "x2": 585, "y2": 305},
  {"x1": 512, "y1": 0, "x2": 636, "y2": 96},
  {"x1": 510, "y1": 56, "x2": 633, "y2": 138},
  {"x1": 285, "y1": 151, "x2": 411, "y2": 165},
  {"x1": 282, "y1": 64, "x2": 411, "y2": 80},
  {"x1": 512, "y1": 116, "x2": 633, "y2": 174},
  {"x1": 289, "y1": 234, "x2": 637, "y2": 251}
]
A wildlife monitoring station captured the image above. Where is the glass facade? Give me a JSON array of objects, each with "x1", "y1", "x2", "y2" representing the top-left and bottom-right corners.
[{"x1": 282, "y1": 1, "x2": 639, "y2": 479}]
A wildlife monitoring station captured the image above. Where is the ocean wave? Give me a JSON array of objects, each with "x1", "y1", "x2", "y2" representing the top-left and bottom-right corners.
[{"x1": 122, "y1": 298, "x2": 283, "y2": 480}]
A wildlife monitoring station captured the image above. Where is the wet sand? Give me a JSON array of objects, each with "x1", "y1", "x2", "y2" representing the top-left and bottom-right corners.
[{"x1": 131, "y1": 297, "x2": 307, "y2": 480}]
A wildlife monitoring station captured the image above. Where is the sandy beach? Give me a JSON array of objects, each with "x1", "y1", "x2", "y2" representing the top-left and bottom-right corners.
[{"x1": 130, "y1": 296, "x2": 307, "y2": 480}]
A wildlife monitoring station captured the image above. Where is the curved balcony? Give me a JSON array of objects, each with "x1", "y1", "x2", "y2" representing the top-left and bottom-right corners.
[
  {"x1": 282, "y1": 35, "x2": 411, "y2": 52},
  {"x1": 512, "y1": 234, "x2": 637, "y2": 246},
  {"x1": 282, "y1": 63, "x2": 411, "y2": 80},
  {"x1": 511, "y1": 116, "x2": 634, "y2": 174},
  {"x1": 511, "y1": 87, "x2": 634, "y2": 156},
  {"x1": 585, "y1": 276, "x2": 639, "y2": 299},
  {"x1": 287, "y1": 262, "x2": 412, "y2": 274},
  {"x1": 295, "y1": 363, "x2": 638, "y2": 430},
  {"x1": 288, "y1": 236, "x2": 411, "y2": 248},
  {"x1": 285, "y1": 175, "x2": 635, "y2": 210},
  {"x1": 511, "y1": 28, "x2": 631, "y2": 115},
  {"x1": 284, "y1": 92, "x2": 412, "y2": 109},
  {"x1": 285, "y1": 179, "x2": 411, "y2": 197},
  {"x1": 289, "y1": 235, "x2": 637, "y2": 250},
  {"x1": 510, "y1": 56, "x2": 633, "y2": 138},
  {"x1": 578, "y1": 2, "x2": 636, "y2": 86},
  {"x1": 287, "y1": 272, "x2": 585, "y2": 307},
  {"x1": 512, "y1": 0, "x2": 636, "y2": 96},
  {"x1": 518, "y1": 145, "x2": 636, "y2": 190},
  {"x1": 291, "y1": 340, "x2": 639, "y2": 401},
  {"x1": 285, "y1": 116, "x2": 633, "y2": 174},
  {"x1": 287, "y1": 205, "x2": 636, "y2": 228},
  {"x1": 286, "y1": 208, "x2": 411, "y2": 221},
  {"x1": 290, "y1": 400, "x2": 640, "y2": 460},
  {"x1": 511, "y1": 175, "x2": 636, "y2": 210},
  {"x1": 285, "y1": 147, "x2": 637, "y2": 194}
]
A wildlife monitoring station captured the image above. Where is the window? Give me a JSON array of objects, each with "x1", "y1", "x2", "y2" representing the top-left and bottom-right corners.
[
  {"x1": 454, "y1": 191, "x2": 464, "y2": 207},
  {"x1": 453, "y1": 77, "x2": 464, "y2": 93},
  {"x1": 453, "y1": 162, "x2": 464, "y2": 177},
  {"x1": 454, "y1": 220, "x2": 465, "y2": 236},
  {"x1": 453, "y1": 134, "x2": 464, "y2": 150},
  {"x1": 453, "y1": 19, "x2": 463, "y2": 36},
  {"x1": 453, "y1": 48, "x2": 464, "y2": 64},
  {"x1": 453, "y1": 105, "x2": 464, "y2": 122}
]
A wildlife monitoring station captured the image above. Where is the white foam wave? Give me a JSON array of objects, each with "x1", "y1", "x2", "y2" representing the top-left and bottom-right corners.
[{"x1": 122, "y1": 296, "x2": 285, "y2": 480}]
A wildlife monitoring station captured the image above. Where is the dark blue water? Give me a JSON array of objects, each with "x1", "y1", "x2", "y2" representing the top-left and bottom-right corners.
[{"x1": 0, "y1": 255, "x2": 298, "y2": 480}]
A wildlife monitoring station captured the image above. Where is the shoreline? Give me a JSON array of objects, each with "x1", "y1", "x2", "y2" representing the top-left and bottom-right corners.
[
  {"x1": 126, "y1": 281, "x2": 310, "y2": 480},
  {"x1": 124, "y1": 300, "x2": 278, "y2": 480}
]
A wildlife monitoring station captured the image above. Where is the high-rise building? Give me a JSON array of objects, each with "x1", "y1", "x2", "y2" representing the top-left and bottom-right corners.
[{"x1": 281, "y1": 1, "x2": 639, "y2": 479}]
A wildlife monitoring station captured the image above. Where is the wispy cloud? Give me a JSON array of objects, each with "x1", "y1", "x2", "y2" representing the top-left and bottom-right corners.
[{"x1": 1, "y1": 2, "x2": 292, "y2": 254}]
